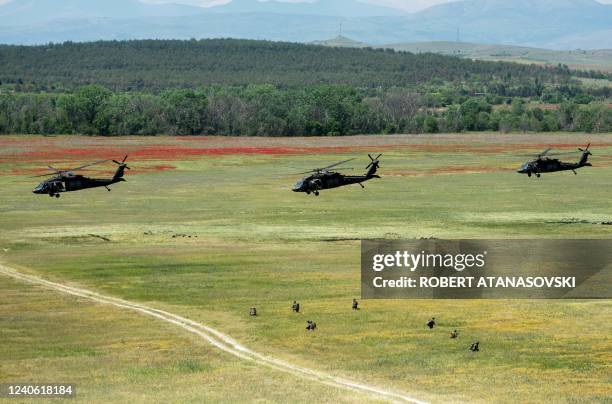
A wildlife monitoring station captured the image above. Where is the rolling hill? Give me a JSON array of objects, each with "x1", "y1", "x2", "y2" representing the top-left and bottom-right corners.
[
  {"x1": 0, "y1": 0, "x2": 610, "y2": 50},
  {"x1": 308, "y1": 37, "x2": 612, "y2": 73},
  {"x1": 0, "y1": 38, "x2": 578, "y2": 91},
  {"x1": 385, "y1": 41, "x2": 612, "y2": 73}
]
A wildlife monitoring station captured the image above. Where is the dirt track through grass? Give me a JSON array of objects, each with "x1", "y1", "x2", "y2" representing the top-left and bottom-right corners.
[{"x1": 0, "y1": 262, "x2": 425, "y2": 404}]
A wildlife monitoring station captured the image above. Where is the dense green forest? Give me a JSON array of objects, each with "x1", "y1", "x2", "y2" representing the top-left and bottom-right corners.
[
  {"x1": 0, "y1": 39, "x2": 610, "y2": 135},
  {"x1": 2, "y1": 85, "x2": 610, "y2": 135},
  {"x1": 2, "y1": 39, "x2": 610, "y2": 91}
]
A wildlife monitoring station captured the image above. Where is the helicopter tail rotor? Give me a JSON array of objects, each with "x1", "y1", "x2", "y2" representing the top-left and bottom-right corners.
[
  {"x1": 112, "y1": 156, "x2": 130, "y2": 181},
  {"x1": 112, "y1": 155, "x2": 131, "y2": 170},
  {"x1": 366, "y1": 153, "x2": 382, "y2": 169},
  {"x1": 578, "y1": 144, "x2": 593, "y2": 166},
  {"x1": 578, "y1": 143, "x2": 592, "y2": 155},
  {"x1": 366, "y1": 154, "x2": 382, "y2": 176}
]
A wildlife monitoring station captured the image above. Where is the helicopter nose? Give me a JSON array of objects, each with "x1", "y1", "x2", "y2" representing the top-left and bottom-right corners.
[{"x1": 293, "y1": 180, "x2": 305, "y2": 192}]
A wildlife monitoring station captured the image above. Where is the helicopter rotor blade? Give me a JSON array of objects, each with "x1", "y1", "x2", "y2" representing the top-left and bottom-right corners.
[
  {"x1": 33, "y1": 159, "x2": 109, "y2": 178},
  {"x1": 547, "y1": 151, "x2": 582, "y2": 156},
  {"x1": 62, "y1": 159, "x2": 109, "y2": 172},
  {"x1": 519, "y1": 150, "x2": 578, "y2": 158},
  {"x1": 30, "y1": 172, "x2": 60, "y2": 178},
  {"x1": 322, "y1": 158, "x2": 355, "y2": 170},
  {"x1": 73, "y1": 159, "x2": 109, "y2": 171},
  {"x1": 538, "y1": 148, "x2": 552, "y2": 157},
  {"x1": 292, "y1": 158, "x2": 355, "y2": 175}
]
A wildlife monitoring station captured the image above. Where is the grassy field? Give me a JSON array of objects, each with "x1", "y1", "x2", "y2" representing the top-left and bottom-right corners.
[
  {"x1": 386, "y1": 42, "x2": 612, "y2": 73},
  {"x1": 0, "y1": 277, "x2": 371, "y2": 403},
  {"x1": 1, "y1": 133, "x2": 611, "y2": 403},
  {"x1": 314, "y1": 37, "x2": 612, "y2": 73}
]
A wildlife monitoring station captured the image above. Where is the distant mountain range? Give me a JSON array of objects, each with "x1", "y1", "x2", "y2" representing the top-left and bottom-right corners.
[
  {"x1": 0, "y1": 0, "x2": 611, "y2": 50},
  {"x1": 0, "y1": 0, "x2": 204, "y2": 25},
  {"x1": 205, "y1": 0, "x2": 403, "y2": 17}
]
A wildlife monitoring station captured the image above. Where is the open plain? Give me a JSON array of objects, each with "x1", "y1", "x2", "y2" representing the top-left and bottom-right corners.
[{"x1": 1, "y1": 133, "x2": 611, "y2": 403}]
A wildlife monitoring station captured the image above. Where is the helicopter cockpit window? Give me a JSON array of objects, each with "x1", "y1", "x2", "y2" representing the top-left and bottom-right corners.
[{"x1": 34, "y1": 183, "x2": 47, "y2": 192}]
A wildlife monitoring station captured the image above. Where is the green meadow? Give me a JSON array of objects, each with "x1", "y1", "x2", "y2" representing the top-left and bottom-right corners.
[{"x1": 0, "y1": 134, "x2": 611, "y2": 402}]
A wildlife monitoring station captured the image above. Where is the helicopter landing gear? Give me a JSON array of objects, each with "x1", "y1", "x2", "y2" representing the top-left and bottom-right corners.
[
  {"x1": 359, "y1": 183, "x2": 364, "y2": 189},
  {"x1": 536, "y1": 173, "x2": 541, "y2": 178},
  {"x1": 314, "y1": 191, "x2": 320, "y2": 196},
  {"x1": 55, "y1": 194, "x2": 60, "y2": 198},
  {"x1": 105, "y1": 186, "x2": 111, "y2": 192},
  {"x1": 49, "y1": 192, "x2": 59, "y2": 198},
  {"x1": 572, "y1": 170, "x2": 577, "y2": 175}
]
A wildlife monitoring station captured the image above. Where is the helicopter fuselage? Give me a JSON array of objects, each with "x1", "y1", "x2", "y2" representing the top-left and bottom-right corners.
[
  {"x1": 293, "y1": 155, "x2": 381, "y2": 195},
  {"x1": 33, "y1": 175, "x2": 125, "y2": 195},
  {"x1": 517, "y1": 150, "x2": 592, "y2": 178},
  {"x1": 33, "y1": 159, "x2": 129, "y2": 198},
  {"x1": 293, "y1": 172, "x2": 379, "y2": 194}
]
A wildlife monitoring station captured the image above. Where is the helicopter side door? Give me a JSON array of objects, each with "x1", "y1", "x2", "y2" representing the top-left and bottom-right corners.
[
  {"x1": 64, "y1": 177, "x2": 81, "y2": 191},
  {"x1": 323, "y1": 173, "x2": 345, "y2": 188}
]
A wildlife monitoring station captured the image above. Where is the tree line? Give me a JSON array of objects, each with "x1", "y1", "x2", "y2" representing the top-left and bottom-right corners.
[
  {"x1": 0, "y1": 39, "x2": 604, "y2": 92},
  {"x1": 1, "y1": 85, "x2": 610, "y2": 136}
]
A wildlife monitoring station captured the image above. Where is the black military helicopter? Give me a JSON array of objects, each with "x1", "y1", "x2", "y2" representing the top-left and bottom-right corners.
[
  {"x1": 292, "y1": 154, "x2": 381, "y2": 196},
  {"x1": 32, "y1": 156, "x2": 130, "y2": 197},
  {"x1": 517, "y1": 144, "x2": 592, "y2": 178}
]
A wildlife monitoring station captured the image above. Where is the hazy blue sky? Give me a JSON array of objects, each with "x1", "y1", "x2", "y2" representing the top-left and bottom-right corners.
[
  {"x1": 1, "y1": 0, "x2": 612, "y2": 13},
  {"x1": 142, "y1": 0, "x2": 459, "y2": 12},
  {"x1": 140, "y1": 0, "x2": 612, "y2": 12}
]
